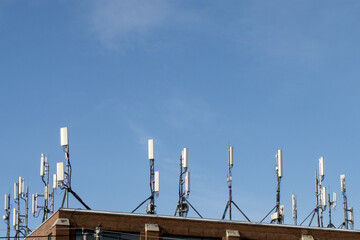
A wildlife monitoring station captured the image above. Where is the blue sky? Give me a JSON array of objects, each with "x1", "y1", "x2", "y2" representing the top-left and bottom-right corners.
[{"x1": 1, "y1": 0, "x2": 360, "y2": 233}]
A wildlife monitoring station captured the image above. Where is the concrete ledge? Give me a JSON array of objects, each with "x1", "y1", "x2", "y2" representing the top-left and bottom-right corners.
[
  {"x1": 145, "y1": 224, "x2": 159, "y2": 232},
  {"x1": 226, "y1": 230, "x2": 240, "y2": 237},
  {"x1": 300, "y1": 235, "x2": 314, "y2": 240},
  {"x1": 52, "y1": 218, "x2": 70, "y2": 228}
]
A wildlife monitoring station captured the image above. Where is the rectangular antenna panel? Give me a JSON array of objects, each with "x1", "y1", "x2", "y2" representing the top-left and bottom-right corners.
[
  {"x1": 154, "y1": 171, "x2": 160, "y2": 193},
  {"x1": 277, "y1": 149, "x2": 283, "y2": 178},
  {"x1": 32, "y1": 194, "x2": 35, "y2": 215},
  {"x1": 185, "y1": 172, "x2": 190, "y2": 195},
  {"x1": 229, "y1": 146, "x2": 233, "y2": 166},
  {"x1": 13, "y1": 208, "x2": 16, "y2": 227},
  {"x1": 53, "y1": 174, "x2": 58, "y2": 189},
  {"x1": 57, "y1": 162, "x2": 64, "y2": 181},
  {"x1": 44, "y1": 185, "x2": 49, "y2": 200},
  {"x1": 340, "y1": 174, "x2": 346, "y2": 192},
  {"x1": 350, "y1": 207, "x2": 354, "y2": 222},
  {"x1": 40, "y1": 153, "x2": 45, "y2": 177},
  {"x1": 60, "y1": 127, "x2": 69, "y2": 146},
  {"x1": 279, "y1": 205, "x2": 285, "y2": 218},
  {"x1": 271, "y1": 212, "x2": 279, "y2": 221},
  {"x1": 333, "y1": 192, "x2": 337, "y2": 207},
  {"x1": 292, "y1": 194, "x2": 297, "y2": 218},
  {"x1": 13, "y1": 183, "x2": 17, "y2": 201},
  {"x1": 321, "y1": 187, "x2": 327, "y2": 206},
  {"x1": 182, "y1": 148, "x2": 188, "y2": 168},
  {"x1": 4, "y1": 194, "x2": 8, "y2": 211},
  {"x1": 319, "y1": 156, "x2": 325, "y2": 177},
  {"x1": 148, "y1": 139, "x2": 154, "y2": 160},
  {"x1": 18, "y1": 177, "x2": 24, "y2": 195}
]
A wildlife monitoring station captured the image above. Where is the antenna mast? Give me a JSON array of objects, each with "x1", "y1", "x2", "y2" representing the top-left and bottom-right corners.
[
  {"x1": 13, "y1": 177, "x2": 31, "y2": 239},
  {"x1": 174, "y1": 148, "x2": 202, "y2": 218},
  {"x1": 300, "y1": 156, "x2": 327, "y2": 227},
  {"x1": 327, "y1": 192, "x2": 336, "y2": 228},
  {"x1": 132, "y1": 139, "x2": 160, "y2": 214},
  {"x1": 57, "y1": 127, "x2": 91, "y2": 210},
  {"x1": 33, "y1": 153, "x2": 55, "y2": 222},
  {"x1": 3, "y1": 193, "x2": 11, "y2": 240},
  {"x1": 339, "y1": 174, "x2": 354, "y2": 229},
  {"x1": 260, "y1": 149, "x2": 284, "y2": 224},
  {"x1": 222, "y1": 146, "x2": 250, "y2": 221}
]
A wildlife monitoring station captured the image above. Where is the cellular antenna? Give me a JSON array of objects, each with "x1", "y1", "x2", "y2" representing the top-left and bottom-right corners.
[
  {"x1": 174, "y1": 148, "x2": 203, "y2": 218},
  {"x1": 327, "y1": 191, "x2": 337, "y2": 228},
  {"x1": 3, "y1": 193, "x2": 11, "y2": 240},
  {"x1": 132, "y1": 139, "x2": 160, "y2": 214},
  {"x1": 13, "y1": 177, "x2": 31, "y2": 239},
  {"x1": 32, "y1": 153, "x2": 55, "y2": 222},
  {"x1": 339, "y1": 174, "x2": 354, "y2": 229},
  {"x1": 292, "y1": 194, "x2": 297, "y2": 225},
  {"x1": 222, "y1": 146, "x2": 250, "y2": 221},
  {"x1": 57, "y1": 127, "x2": 91, "y2": 210},
  {"x1": 260, "y1": 149, "x2": 284, "y2": 224}
]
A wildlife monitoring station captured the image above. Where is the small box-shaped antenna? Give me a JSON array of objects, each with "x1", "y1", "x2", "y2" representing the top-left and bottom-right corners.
[
  {"x1": 4, "y1": 194, "x2": 8, "y2": 211},
  {"x1": 279, "y1": 205, "x2": 285, "y2": 218},
  {"x1": 148, "y1": 139, "x2": 154, "y2": 160},
  {"x1": 12, "y1": 208, "x2": 16, "y2": 227},
  {"x1": 276, "y1": 149, "x2": 283, "y2": 178},
  {"x1": 321, "y1": 187, "x2": 327, "y2": 206},
  {"x1": 350, "y1": 207, "x2": 354, "y2": 222},
  {"x1": 13, "y1": 183, "x2": 17, "y2": 201},
  {"x1": 57, "y1": 162, "x2": 65, "y2": 181},
  {"x1": 182, "y1": 148, "x2": 188, "y2": 169},
  {"x1": 319, "y1": 156, "x2": 325, "y2": 177},
  {"x1": 40, "y1": 153, "x2": 45, "y2": 177},
  {"x1": 53, "y1": 174, "x2": 58, "y2": 189},
  {"x1": 185, "y1": 172, "x2": 190, "y2": 195},
  {"x1": 154, "y1": 171, "x2": 160, "y2": 193},
  {"x1": 292, "y1": 194, "x2": 297, "y2": 218},
  {"x1": 44, "y1": 185, "x2": 49, "y2": 201},
  {"x1": 229, "y1": 146, "x2": 233, "y2": 167},
  {"x1": 60, "y1": 127, "x2": 69, "y2": 146},
  {"x1": 333, "y1": 192, "x2": 337, "y2": 207},
  {"x1": 340, "y1": 174, "x2": 346, "y2": 192}
]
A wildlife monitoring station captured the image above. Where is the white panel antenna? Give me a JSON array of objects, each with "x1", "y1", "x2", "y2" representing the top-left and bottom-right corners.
[
  {"x1": 32, "y1": 194, "x2": 36, "y2": 215},
  {"x1": 333, "y1": 192, "x2": 337, "y2": 207},
  {"x1": 40, "y1": 153, "x2": 45, "y2": 177},
  {"x1": 279, "y1": 205, "x2": 285, "y2": 218},
  {"x1": 182, "y1": 148, "x2": 188, "y2": 169},
  {"x1": 57, "y1": 162, "x2": 64, "y2": 181},
  {"x1": 13, "y1": 183, "x2": 17, "y2": 201},
  {"x1": 321, "y1": 187, "x2": 327, "y2": 207},
  {"x1": 319, "y1": 156, "x2": 325, "y2": 177},
  {"x1": 12, "y1": 208, "x2": 16, "y2": 227},
  {"x1": 4, "y1": 194, "x2": 8, "y2": 211},
  {"x1": 53, "y1": 174, "x2": 58, "y2": 189},
  {"x1": 185, "y1": 172, "x2": 190, "y2": 195},
  {"x1": 229, "y1": 146, "x2": 233, "y2": 167},
  {"x1": 292, "y1": 194, "x2": 297, "y2": 218},
  {"x1": 340, "y1": 174, "x2": 346, "y2": 192},
  {"x1": 350, "y1": 207, "x2": 354, "y2": 222},
  {"x1": 18, "y1": 177, "x2": 24, "y2": 196},
  {"x1": 60, "y1": 127, "x2": 69, "y2": 146},
  {"x1": 44, "y1": 185, "x2": 49, "y2": 201},
  {"x1": 276, "y1": 149, "x2": 283, "y2": 178},
  {"x1": 154, "y1": 171, "x2": 160, "y2": 193},
  {"x1": 148, "y1": 139, "x2": 154, "y2": 160}
]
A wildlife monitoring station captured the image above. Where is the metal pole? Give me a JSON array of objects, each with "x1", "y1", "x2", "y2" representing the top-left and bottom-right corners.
[
  {"x1": 315, "y1": 169, "x2": 320, "y2": 227},
  {"x1": 66, "y1": 148, "x2": 70, "y2": 208}
]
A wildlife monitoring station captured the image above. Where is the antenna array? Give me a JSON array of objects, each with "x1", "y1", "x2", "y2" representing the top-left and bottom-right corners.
[
  {"x1": 132, "y1": 139, "x2": 160, "y2": 214},
  {"x1": 174, "y1": 148, "x2": 202, "y2": 218},
  {"x1": 13, "y1": 177, "x2": 31, "y2": 240},
  {"x1": 222, "y1": 146, "x2": 250, "y2": 221},
  {"x1": 339, "y1": 174, "x2": 354, "y2": 229}
]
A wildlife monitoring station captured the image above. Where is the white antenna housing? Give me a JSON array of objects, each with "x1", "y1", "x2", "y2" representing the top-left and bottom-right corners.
[
  {"x1": 279, "y1": 205, "x2": 285, "y2": 218},
  {"x1": 350, "y1": 207, "x2": 354, "y2": 222},
  {"x1": 229, "y1": 146, "x2": 233, "y2": 167},
  {"x1": 321, "y1": 187, "x2": 327, "y2": 206},
  {"x1": 319, "y1": 156, "x2": 325, "y2": 177},
  {"x1": 40, "y1": 153, "x2": 45, "y2": 177},
  {"x1": 44, "y1": 185, "x2": 49, "y2": 201},
  {"x1": 4, "y1": 194, "x2": 8, "y2": 211},
  {"x1": 60, "y1": 127, "x2": 69, "y2": 146},
  {"x1": 57, "y1": 162, "x2": 64, "y2": 181},
  {"x1": 276, "y1": 149, "x2": 283, "y2": 178},
  {"x1": 182, "y1": 148, "x2": 188, "y2": 169},
  {"x1": 13, "y1": 183, "x2": 17, "y2": 201},
  {"x1": 185, "y1": 172, "x2": 190, "y2": 195},
  {"x1": 18, "y1": 177, "x2": 24, "y2": 196},
  {"x1": 333, "y1": 192, "x2": 337, "y2": 207},
  {"x1": 12, "y1": 208, "x2": 16, "y2": 227},
  {"x1": 340, "y1": 174, "x2": 346, "y2": 192},
  {"x1": 154, "y1": 171, "x2": 160, "y2": 193},
  {"x1": 292, "y1": 194, "x2": 297, "y2": 218},
  {"x1": 53, "y1": 174, "x2": 58, "y2": 189},
  {"x1": 32, "y1": 194, "x2": 37, "y2": 215},
  {"x1": 148, "y1": 139, "x2": 154, "y2": 160}
]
